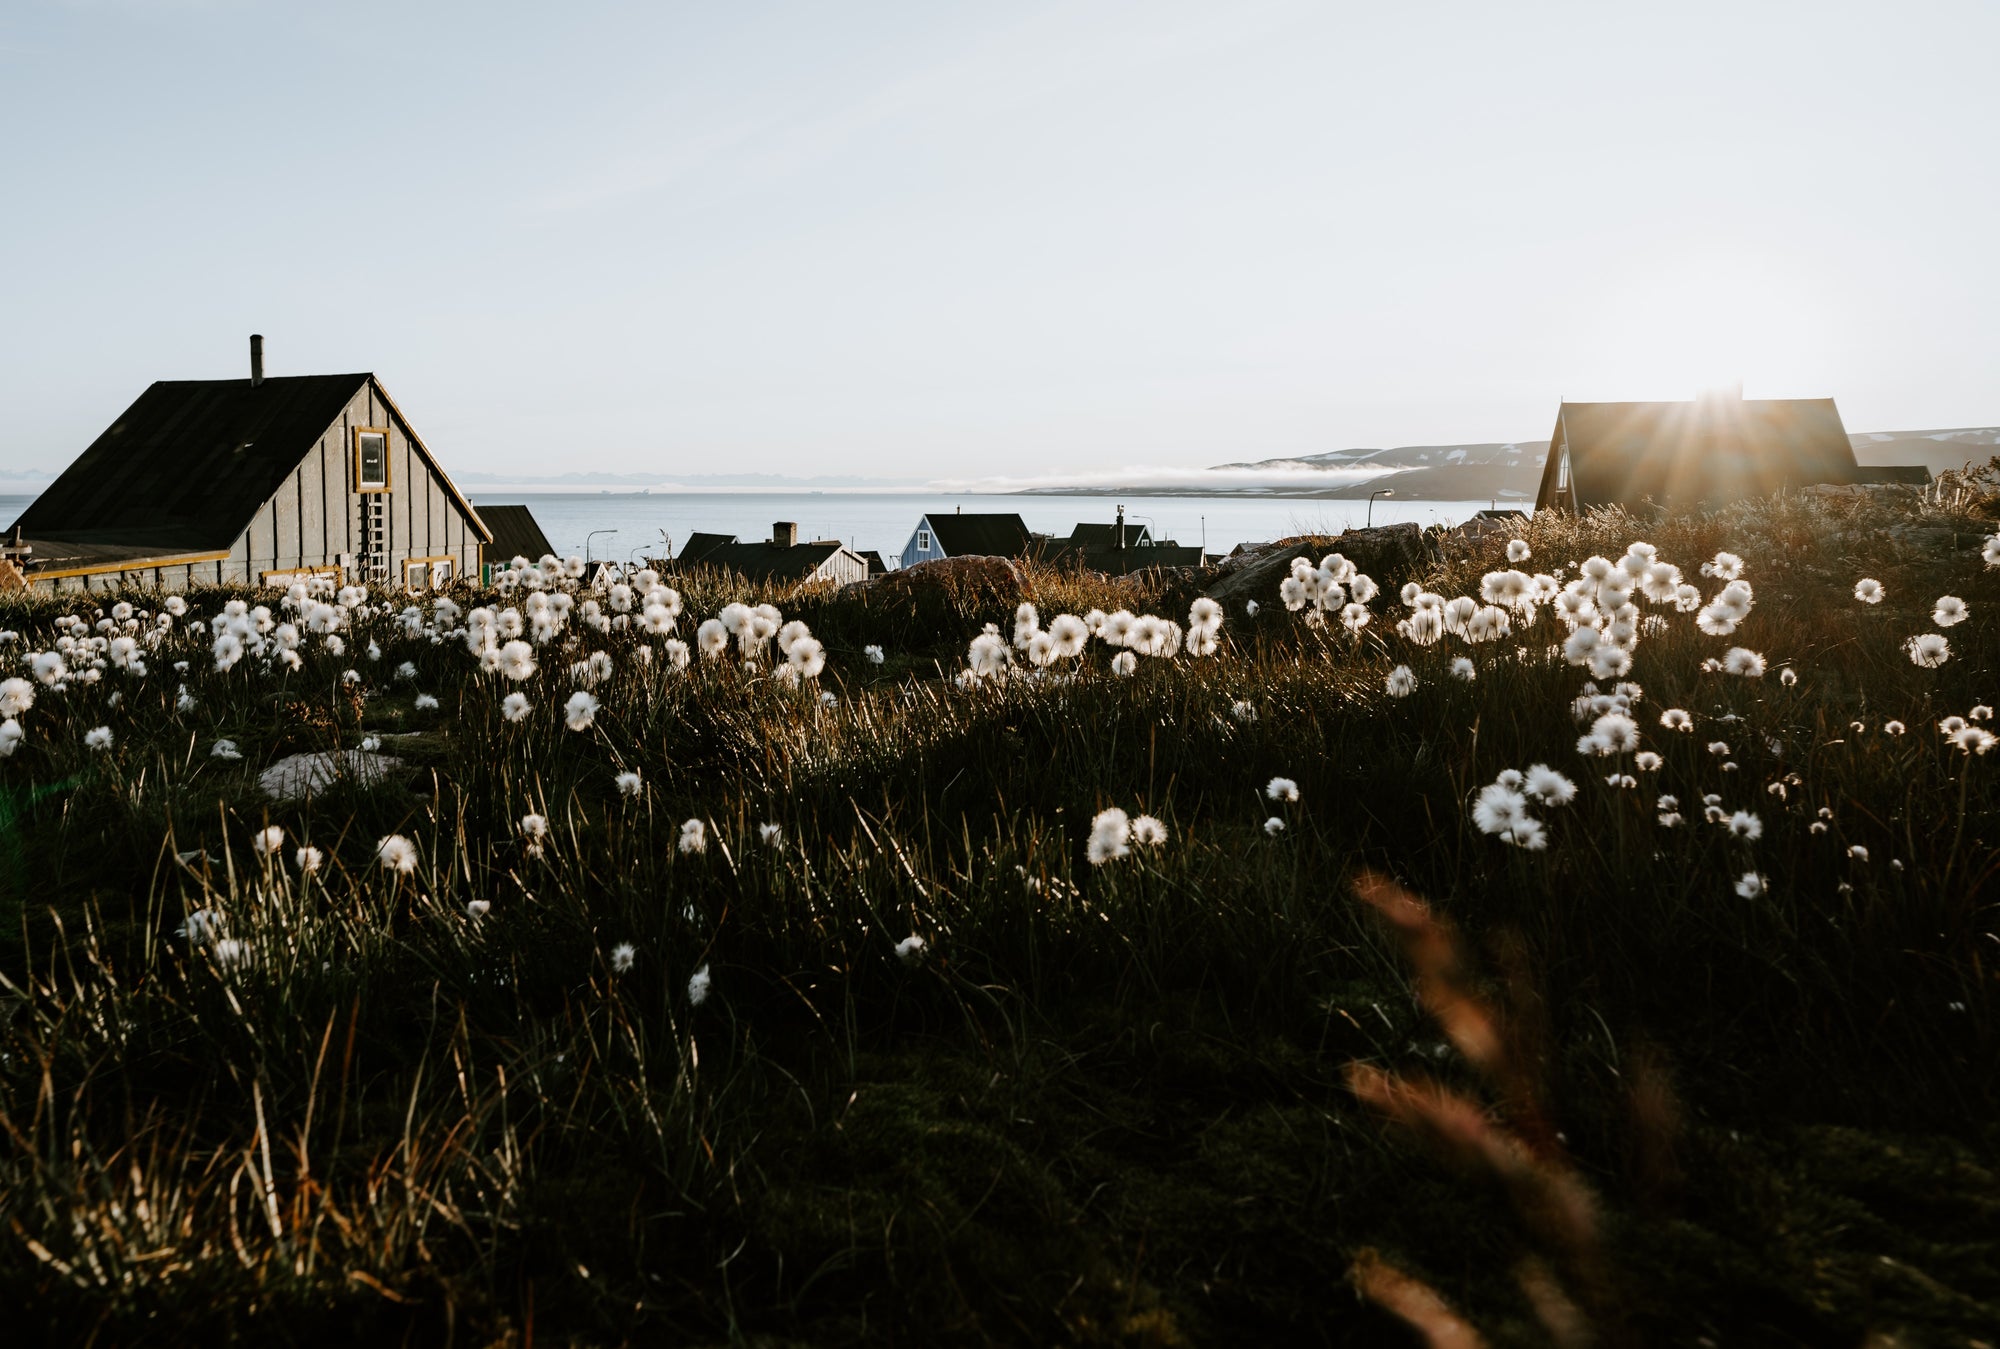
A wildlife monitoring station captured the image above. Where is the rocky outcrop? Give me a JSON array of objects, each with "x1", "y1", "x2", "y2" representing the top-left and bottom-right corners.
[{"x1": 1205, "y1": 523, "x2": 1429, "y2": 605}]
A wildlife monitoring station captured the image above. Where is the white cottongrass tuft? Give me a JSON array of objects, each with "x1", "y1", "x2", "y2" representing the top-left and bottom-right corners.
[
  {"x1": 1263, "y1": 816, "x2": 1285, "y2": 837},
  {"x1": 1131, "y1": 815, "x2": 1168, "y2": 846},
  {"x1": 1853, "y1": 578, "x2": 1884, "y2": 604},
  {"x1": 0, "y1": 677, "x2": 32, "y2": 717},
  {"x1": 688, "y1": 964, "x2": 712, "y2": 1005},
  {"x1": 1950, "y1": 726, "x2": 1997, "y2": 755},
  {"x1": 611, "y1": 943, "x2": 635, "y2": 974},
  {"x1": 615, "y1": 770, "x2": 642, "y2": 797},
  {"x1": 1848, "y1": 845, "x2": 1870, "y2": 862},
  {"x1": 1265, "y1": 777, "x2": 1299, "y2": 803},
  {"x1": 1884, "y1": 720, "x2": 1906, "y2": 735},
  {"x1": 1087, "y1": 808, "x2": 1131, "y2": 865},
  {"x1": 84, "y1": 726, "x2": 113, "y2": 752},
  {"x1": 377, "y1": 834, "x2": 418, "y2": 874},
  {"x1": 466, "y1": 899, "x2": 491, "y2": 918},
  {"x1": 864, "y1": 644, "x2": 885, "y2": 665},
  {"x1": 498, "y1": 640, "x2": 537, "y2": 681},
  {"x1": 1931, "y1": 595, "x2": 1969, "y2": 628},
  {"x1": 1726, "y1": 810, "x2": 1763, "y2": 840},
  {"x1": 413, "y1": 692, "x2": 439, "y2": 710},
  {"x1": 1905, "y1": 633, "x2": 1951, "y2": 668},
  {"x1": 1110, "y1": 651, "x2": 1137, "y2": 677},
  {"x1": 1985, "y1": 534, "x2": 2000, "y2": 567},
  {"x1": 895, "y1": 934, "x2": 927, "y2": 965},
  {"x1": 1230, "y1": 699, "x2": 1257, "y2": 723},
  {"x1": 1722, "y1": 647, "x2": 1766, "y2": 678},
  {"x1": 1735, "y1": 872, "x2": 1766, "y2": 899},
  {"x1": 251, "y1": 826, "x2": 284, "y2": 856},
  {"x1": 1578, "y1": 712, "x2": 1639, "y2": 756},
  {"x1": 759, "y1": 822, "x2": 783, "y2": 847},
  {"x1": 502, "y1": 692, "x2": 531, "y2": 722},
  {"x1": 1524, "y1": 765, "x2": 1576, "y2": 805},
  {"x1": 1507, "y1": 539, "x2": 1530, "y2": 563},
  {"x1": 678, "y1": 818, "x2": 707, "y2": 854},
  {"x1": 1449, "y1": 656, "x2": 1476, "y2": 682},
  {"x1": 563, "y1": 690, "x2": 600, "y2": 731},
  {"x1": 295, "y1": 846, "x2": 323, "y2": 874},
  {"x1": 1385, "y1": 665, "x2": 1416, "y2": 697},
  {"x1": 0, "y1": 720, "x2": 20, "y2": 758}
]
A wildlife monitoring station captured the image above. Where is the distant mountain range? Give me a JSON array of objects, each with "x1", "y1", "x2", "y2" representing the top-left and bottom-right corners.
[{"x1": 1194, "y1": 426, "x2": 2000, "y2": 501}]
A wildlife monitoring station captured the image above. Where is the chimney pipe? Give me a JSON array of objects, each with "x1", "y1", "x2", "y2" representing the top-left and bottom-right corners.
[
  {"x1": 773, "y1": 521, "x2": 797, "y2": 548},
  {"x1": 1116, "y1": 503, "x2": 1125, "y2": 552},
  {"x1": 250, "y1": 334, "x2": 265, "y2": 387}
]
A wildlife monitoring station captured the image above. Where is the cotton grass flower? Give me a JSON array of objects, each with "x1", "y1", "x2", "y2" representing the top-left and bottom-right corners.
[
  {"x1": 1385, "y1": 665, "x2": 1416, "y2": 697},
  {"x1": 1265, "y1": 777, "x2": 1299, "y2": 803},
  {"x1": 502, "y1": 692, "x2": 531, "y2": 722},
  {"x1": 1848, "y1": 845, "x2": 1870, "y2": 862},
  {"x1": 563, "y1": 690, "x2": 599, "y2": 731},
  {"x1": 1905, "y1": 633, "x2": 1951, "y2": 668},
  {"x1": 1853, "y1": 578, "x2": 1884, "y2": 604},
  {"x1": 0, "y1": 720, "x2": 22, "y2": 757},
  {"x1": 1449, "y1": 656, "x2": 1476, "y2": 682},
  {"x1": 1931, "y1": 595, "x2": 1969, "y2": 627},
  {"x1": 84, "y1": 726, "x2": 113, "y2": 752},
  {"x1": 1087, "y1": 808, "x2": 1132, "y2": 864},
  {"x1": 895, "y1": 934, "x2": 927, "y2": 966},
  {"x1": 758, "y1": 822, "x2": 783, "y2": 847},
  {"x1": 295, "y1": 846, "x2": 323, "y2": 874},
  {"x1": 1726, "y1": 811, "x2": 1763, "y2": 841},
  {"x1": 1950, "y1": 726, "x2": 1998, "y2": 755},
  {"x1": 1578, "y1": 711, "x2": 1639, "y2": 756},
  {"x1": 610, "y1": 943, "x2": 635, "y2": 974},
  {"x1": 615, "y1": 770, "x2": 642, "y2": 797},
  {"x1": 1884, "y1": 720, "x2": 1906, "y2": 735},
  {"x1": 688, "y1": 964, "x2": 712, "y2": 1005},
  {"x1": 0, "y1": 677, "x2": 32, "y2": 718},
  {"x1": 1735, "y1": 872, "x2": 1766, "y2": 899},
  {"x1": 1523, "y1": 764, "x2": 1577, "y2": 806},
  {"x1": 1507, "y1": 539, "x2": 1530, "y2": 562},
  {"x1": 678, "y1": 818, "x2": 707, "y2": 854},
  {"x1": 211, "y1": 739, "x2": 243, "y2": 760},
  {"x1": 1723, "y1": 647, "x2": 1766, "y2": 677},
  {"x1": 251, "y1": 826, "x2": 284, "y2": 856},
  {"x1": 498, "y1": 640, "x2": 537, "y2": 680},
  {"x1": 1633, "y1": 751, "x2": 1662, "y2": 772},
  {"x1": 1263, "y1": 816, "x2": 1285, "y2": 836},
  {"x1": 1110, "y1": 651, "x2": 1137, "y2": 677},
  {"x1": 864, "y1": 644, "x2": 885, "y2": 665},
  {"x1": 413, "y1": 693, "x2": 439, "y2": 710},
  {"x1": 376, "y1": 834, "x2": 418, "y2": 874},
  {"x1": 1230, "y1": 700, "x2": 1257, "y2": 723},
  {"x1": 465, "y1": 899, "x2": 490, "y2": 919}
]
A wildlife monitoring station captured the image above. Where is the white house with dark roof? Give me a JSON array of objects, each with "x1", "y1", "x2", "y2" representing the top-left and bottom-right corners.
[{"x1": 6, "y1": 336, "x2": 491, "y2": 594}]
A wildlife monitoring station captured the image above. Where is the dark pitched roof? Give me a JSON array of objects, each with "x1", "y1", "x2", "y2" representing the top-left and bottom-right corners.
[
  {"x1": 676, "y1": 539, "x2": 850, "y2": 583},
  {"x1": 11, "y1": 375, "x2": 366, "y2": 552},
  {"x1": 1064, "y1": 521, "x2": 1153, "y2": 550},
  {"x1": 476, "y1": 504, "x2": 556, "y2": 563},
  {"x1": 1535, "y1": 398, "x2": 1862, "y2": 512},
  {"x1": 856, "y1": 549, "x2": 890, "y2": 575},
  {"x1": 677, "y1": 532, "x2": 736, "y2": 564},
  {"x1": 922, "y1": 512, "x2": 1034, "y2": 557}
]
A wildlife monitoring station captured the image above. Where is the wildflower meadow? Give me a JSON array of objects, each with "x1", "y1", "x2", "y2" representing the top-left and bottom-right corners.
[{"x1": 2, "y1": 486, "x2": 1997, "y2": 1343}]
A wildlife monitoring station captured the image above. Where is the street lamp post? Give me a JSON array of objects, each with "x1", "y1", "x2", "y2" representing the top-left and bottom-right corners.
[
  {"x1": 1367, "y1": 488, "x2": 1395, "y2": 528},
  {"x1": 585, "y1": 529, "x2": 618, "y2": 564}
]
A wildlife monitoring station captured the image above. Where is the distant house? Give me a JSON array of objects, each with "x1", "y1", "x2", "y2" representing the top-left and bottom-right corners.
[
  {"x1": 7, "y1": 336, "x2": 490, "y2": 593},
  {"x1": 1536, "y1": 393, "x2": 1929, "y2": 514},
  {"x1": 856, "y1": 549, "x2": 891, "y2": 577},
  {"x1": 476, "y1": 504, "x2": 557, "y2": 580},
  {"x1": 1047, "y1": 507, "x2": 1205, "y2": 574},
  {"x1": 676, "y1": 522, "x2": 869, "y2": 588},
  {"x1": 898, "y1": 511, "x2": 1035, "y2": 569}
]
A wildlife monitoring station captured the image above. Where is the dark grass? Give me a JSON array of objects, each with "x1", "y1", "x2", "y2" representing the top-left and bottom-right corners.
[{"x1": 1, "y1": 491, "x2": 1998, "y2": 1345}]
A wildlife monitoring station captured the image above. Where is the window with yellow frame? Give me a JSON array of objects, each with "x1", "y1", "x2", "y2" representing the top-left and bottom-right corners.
[{"x1": 352, "y1": 427, "x2": 391, "y2": 492}]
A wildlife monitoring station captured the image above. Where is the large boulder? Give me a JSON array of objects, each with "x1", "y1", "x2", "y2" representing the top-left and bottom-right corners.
[
  {"x1": 846, "y1": 555, "x2": 1029, "y2": 636},
  {"x1": 1206, "y1": 522, "x2": 1429, "y2": 605}
]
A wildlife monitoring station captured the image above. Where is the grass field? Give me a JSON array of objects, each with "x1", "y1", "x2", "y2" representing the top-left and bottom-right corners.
[{"x1": 2, "y1": 486, "x2": 1997, "y2": 1346}]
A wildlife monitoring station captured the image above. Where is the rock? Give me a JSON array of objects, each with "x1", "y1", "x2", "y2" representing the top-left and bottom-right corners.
[
  {"x1": 259, "y1": 749, "x2": 404, "y2": 802},
  {"x1": 1206, "y1": 523, "x2": 1428, "y2": 605},
  {"x1": 849, "y1": 555, "x2": 1026, "y2": 612}
]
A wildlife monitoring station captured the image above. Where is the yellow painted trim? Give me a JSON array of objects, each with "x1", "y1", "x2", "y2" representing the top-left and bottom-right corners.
[
  {"x1": 402, "y1": 553, "x2": 457, "y2": 591},
  {"x1": 352, "y1": 425, "x2": 392, "y2": 492},
  {"x1": 33, "y1": 550, "x2": 231, "y2": 581},
  {"x1": 367, "y1": 379, "x2": 495, "y2": 544},
  {"x1": 261, "y1": 564, "x2": 345, "y2": 586}
]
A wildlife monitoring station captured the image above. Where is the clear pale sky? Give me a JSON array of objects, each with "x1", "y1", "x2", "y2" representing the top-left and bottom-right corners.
[{"x1": 3, "y1": 0, "x2": 1995, "y2": 481}]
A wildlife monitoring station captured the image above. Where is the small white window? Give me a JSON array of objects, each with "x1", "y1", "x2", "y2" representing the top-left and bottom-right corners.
[
  {"x1": 354, "y1": 428, "x2": 390, "y2": 491},
  {"x1": 430, "y1": 559, "x2": 455, "y2": 588},
  {"x1": 917, "y1": 528, "x2": 933, "y2": 553},
  {"x1": 1556, "y1": 446, "x2": 1571, "y2": 492},
  {"x1": 404, "y1": 560, "x2": 428, "y2": 592}
]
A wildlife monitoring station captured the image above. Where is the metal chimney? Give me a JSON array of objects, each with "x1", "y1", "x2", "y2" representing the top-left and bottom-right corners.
[
  {"x1": 1116, "y1": 503, "x2": 1126, "y2": 552},
  {"x1": 250, "y1": 334, "x2": 265, "y2": 387}
]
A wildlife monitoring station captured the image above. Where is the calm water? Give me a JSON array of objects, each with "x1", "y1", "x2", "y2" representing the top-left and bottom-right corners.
[{"x1": 1, "y1": 492, "x2": 1498, "y2": 566}]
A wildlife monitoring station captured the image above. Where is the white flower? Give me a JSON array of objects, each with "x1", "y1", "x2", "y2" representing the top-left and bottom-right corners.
[
  {"x1": 1657, "y1": 811, "x2": 1684, "y2": 827},
  {"x1": 465, "y1": 899, "x2": 491, "y2": 918},
  {"x1": 1384, "y1": 665, "x2": 1416, "y2": 697},
  {"x1": 1971, "y1": 705, "x2": 1993, "y2": 722},
  {"x1": 502, "y1": 692, "x2": 531, "y2": 722},
  {"x1": 1230, "y1": 699, "x2": 1257, "y2": 723},
  {"x1": 498, "y1": 640, "x2": 537, "y2": 681},
  {"x1": 519, "y1": 812, "x2": 549, "y2": 840},
  {"x1": 84, "y1": 725, "x2": 113, "y2": 752},
  {"x1": 1449, "y1": 656, "x2": 1476, "y2": 682},
  {"x1": 210, "y1": 739, "x2": 243, "y2": 761},
  {"x1": 1884, "y1": 720, "x2": 1906, "y2": 735},
  {"x1": 1110, "y1": 651, "x2": 1137, "y2": 677},
  {"x1": 1932, "y1": 595, "x2": 1969, "y2": 628},
  {"x1": 1848, "y1": 845, "x2": 1869, "y2": 862},
  {"x1": 1131, "y1": 814, "x2": 1168, "y2": 846},
  {"x1": 1779, "y1": 668, "x2": 1797, "y2": 687},
  {"x1": 211, "y1": 938, "x2": 247, "y2": 971},
  {"x1": 615, "y1": 770, "x2": 642, "y2": 797},
  {"x1": 360, "y1": 736, "x2": 381, "y2": 752},
  {"x1": 1735, "y1": 872, "x2": 1765, "y2": 899},
  {"x1": 1723, "y1": 647, "x2": 1766, "y2": 678},
  {"x1": 611, "y1": 943, "x2": 635, "y2": 974},
  {"x1": 1726, "y1": 810, "x2": 1763, "y2": 841},
  {"x1": 563, "y1": 690, "x2": 599, "y2": 731},
  {"x1": 1473, "y1": 783, "x2": 1530, "y2": 836},
  {"x1": 1188, "y1": 597, "x2": 1223, "y2": 632},
  {"x1": 1579, "y1": 712, "x2": 1639, "y2": 756},
  {"x1": 1985, "y1": 534, "x2": 2000, "y2": 568},
  {"x1": 251, "y1": 825, "x2": 284, "y2": 856},
  {"x1": 1950, "y1": 726, "x2": 1997, "y2": 755},
  {"x1": 1507, "y1": 539, "x2": 1530, "y2": 563},
  {"x1": 895, "y1": 934, "x2": 927, "y2": 966},
  {"x1": 1906, "y1": 633, "x2": 1951, "y2": 668},
  {"x1": 1853, "y1": 578, "x2": 1884, "y2": 604},
  {"x1": 1265, "y1": 777, "x2": 1299, "y2": 803},
  {"x1": 179, "y1": 908, "x2": 224, "y2": 945},
  {"x1": 787, "y1": 636, "x2": 826, "y2": 678},
  {"x1": 0, "y1": 677, "x2": 32, "y2": 717},
  {"x1": 688, "y1": 963, "x2": 712, "y2": 1005},
  {"x1": 1703, "y1": 552, "x2": 1744, "y2": 581},
  {"x1": 295, "y1": 846, "x2": 323, "y2": 873},
  {"x1": 0, "y1": 720, "x2": 22, "y2": 757},
  {"x1": 341, "y1": 669, "x2": 362, "y2": 686},
  {"x1": 1087, "y1": 808, "x2": 1131, "y2": 865},
  {"x1": 1707, "y1": 740, "x2": 1730, "y2": 756},
  {"x1": 864, "y1": 644, "x2": 885, "y2": 665},
  {"x1": 377, "y1": 834, "x2": 418, "y2": 874},
  {"x1": 678, "y1": 818, "x2": 707, "y2": 855},
  {"x1": 759, "y1": 822, "x2": 783, "y2": 847},
  {"x1": 1263, "y1": 816, "x2": 1285, "y2": 837},
  {"x1": 1244, "y1": 600, "x2": 1259, "y2": 617}
]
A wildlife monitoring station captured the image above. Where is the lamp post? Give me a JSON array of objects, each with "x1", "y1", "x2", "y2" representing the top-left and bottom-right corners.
[
  {"x1": 586, "y1": 528, "x2": 617, "y2": 563},
  {"x1": 1367, "y1": 488, "x2": 1394, "y2": 528}
]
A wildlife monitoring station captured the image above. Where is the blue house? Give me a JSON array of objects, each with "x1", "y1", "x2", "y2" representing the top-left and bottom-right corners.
[{"x1": 897, "y1": 511, "x2": 1035, "y2": 569}]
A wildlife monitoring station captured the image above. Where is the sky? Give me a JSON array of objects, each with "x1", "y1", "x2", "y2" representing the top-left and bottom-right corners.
[{"x1": 2, "y1": 0, "x2": 1996, "y2": 483}]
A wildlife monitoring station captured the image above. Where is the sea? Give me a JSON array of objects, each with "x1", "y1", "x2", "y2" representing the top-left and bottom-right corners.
[{"x1": 0, "y1": 492, "x2": 1499, "y2": 567}]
